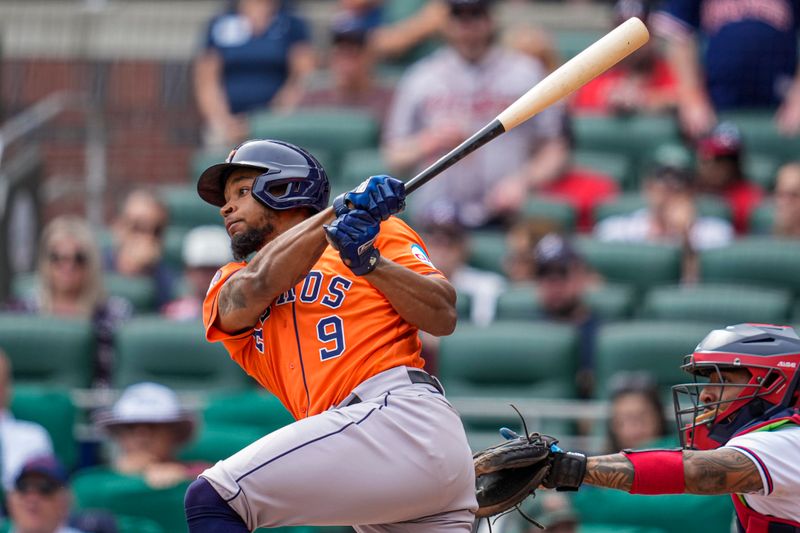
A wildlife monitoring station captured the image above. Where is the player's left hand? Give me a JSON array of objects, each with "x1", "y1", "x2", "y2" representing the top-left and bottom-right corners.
[
  {"x1": 333, "y1": 175, "x2": 406, "y2": 222},
  {"x1": 324, "y1": 209, "x2": 381, "y2": 276}
]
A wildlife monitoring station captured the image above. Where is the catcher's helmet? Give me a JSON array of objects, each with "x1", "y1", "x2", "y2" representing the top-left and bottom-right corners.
[
  {"x1": 197, "y1": 139, "x2": 330, "y2": 212},
  {"x1": 672, "y1": 323, "x2": 800, "y2": 450}
]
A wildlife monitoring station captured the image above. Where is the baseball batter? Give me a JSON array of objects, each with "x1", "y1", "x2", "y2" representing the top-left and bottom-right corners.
[{"x1": 183, "y1": 139, "x2": 477, "y2": 532}]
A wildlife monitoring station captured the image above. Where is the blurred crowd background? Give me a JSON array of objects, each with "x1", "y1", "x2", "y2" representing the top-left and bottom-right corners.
[{"x1": 2, "y1": 0, "x2": 800, "y2": 531}]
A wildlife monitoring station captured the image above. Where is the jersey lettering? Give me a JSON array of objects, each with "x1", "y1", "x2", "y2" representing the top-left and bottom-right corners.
[
  {"x1": 317, "y1": 315, "x2": 345, "y2": 360},
  {"x1": 276, "y1": 288, "x2": 296, "y2": 306},
  {"x1": 300, "y1": 271, "x2": 323, "y2": 303},
  {"x1": 259, "y1": 306, "x2": 271, "y2": 323},
  {"x1": 321, "y1": 276, "x2": 353, "y2": 309},
  {"x1": 253, "y1": 328, "x2": 264, "y2": 354}
]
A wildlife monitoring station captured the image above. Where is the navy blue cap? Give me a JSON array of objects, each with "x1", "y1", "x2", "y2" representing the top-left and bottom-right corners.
[
  {"x1": 534, "y1": 234, "x2": 581, "y2": 273},
  {"x1": 15, "y1": 455, "x2": 69, "y2": 488}
]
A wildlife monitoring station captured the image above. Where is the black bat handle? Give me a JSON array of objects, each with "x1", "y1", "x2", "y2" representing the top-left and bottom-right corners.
[{"x1": 404, "y1": 119, "x2": 506, "y2": 196}]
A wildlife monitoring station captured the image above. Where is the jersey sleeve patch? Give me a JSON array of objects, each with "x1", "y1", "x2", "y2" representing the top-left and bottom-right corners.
[{"x1": 410, "y1": 243, "x2": 435, "y2": 267}]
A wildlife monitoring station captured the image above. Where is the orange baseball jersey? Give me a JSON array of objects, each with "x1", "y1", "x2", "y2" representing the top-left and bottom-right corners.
[{"x1": 203, "y1": 216, "x2": 443, "y2": 419}]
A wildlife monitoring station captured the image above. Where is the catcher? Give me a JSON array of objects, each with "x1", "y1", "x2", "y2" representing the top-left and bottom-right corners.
[{"x1": 474, "y1": 323, "x2": 800, "y2": 532}]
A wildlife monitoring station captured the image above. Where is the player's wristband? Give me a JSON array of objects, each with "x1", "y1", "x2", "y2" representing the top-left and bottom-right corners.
[{"x1": 622, "y1": 449, "x2": 685, "y2": 495}]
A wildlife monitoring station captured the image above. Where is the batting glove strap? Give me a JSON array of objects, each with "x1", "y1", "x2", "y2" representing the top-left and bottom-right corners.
[
  {"x1": 542, "y1": 450, "x2": 587, "y2": 491},
  {"x1": 324, "y1": 210, "x2": 382, "y2": 276},
  {"x1": 338, "y1": 175, "x2": 406, "y2": 222}
]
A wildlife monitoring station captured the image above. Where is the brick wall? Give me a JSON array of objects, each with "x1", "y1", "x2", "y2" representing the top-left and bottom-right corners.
[{"x1": 1, "y1": 58, "x2": 202, "y2": 220}]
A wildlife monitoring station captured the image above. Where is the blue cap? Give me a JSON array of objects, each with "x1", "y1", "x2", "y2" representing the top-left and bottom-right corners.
[{"x1": 15, "y1": 455, "x2": 69, "y2": 488}]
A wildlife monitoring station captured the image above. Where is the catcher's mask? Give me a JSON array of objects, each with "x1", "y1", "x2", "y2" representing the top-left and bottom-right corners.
[
  {"x1": 672, "y1": 323, "x2": 800, "y2": 450},
  {"x1": 197, "y1": 139, "x2": 330, "y2": 213}
]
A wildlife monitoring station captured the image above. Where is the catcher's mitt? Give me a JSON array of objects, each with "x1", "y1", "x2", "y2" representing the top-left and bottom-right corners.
[{"x1": 473, "y1": 430, "x2": 558, "y2": 520}]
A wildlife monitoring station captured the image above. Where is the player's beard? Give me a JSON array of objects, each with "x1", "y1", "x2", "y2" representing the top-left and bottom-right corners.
[{"x1": 231, "y1": 223, "x2": 275, "y2": 261}]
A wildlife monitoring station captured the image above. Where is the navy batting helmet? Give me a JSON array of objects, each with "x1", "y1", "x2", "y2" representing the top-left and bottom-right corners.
[
  {"x1": 673, "y1": 323, "x2": 800, "y2": 450},
  {"x1": 197, "y1": 139, "x2": 330, "y2": 213}
]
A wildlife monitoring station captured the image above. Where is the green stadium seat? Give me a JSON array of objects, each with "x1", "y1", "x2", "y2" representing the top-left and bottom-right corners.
[
  {"x1": 699, "y1": 237, "x2": 800, "y2": 295},
  {"x1": 455, "y1": 290, "x2": 471, "y2": 320},
  {"x1": 10, "y1": 386, "x2": 77, "y2": 469},
  {"x1": 180, "y1": 423, "x2": 266, "y2": 464},
  {"x1": 0, "y1": 314, "x2": 94, "y2": 388},
  {"x1": 202, "y1": 389, "x2": 295, "y2": 435},
  {"x1": 11, "y1": 273, "x2": 157, "y2": 314},
  {"x1": 115, "y1": 515, "x2": 166, "y2": 533},
  {"x1": 745, "y1": 152, "x2": 781, "y2": 191},
  {"x1": 521, "y1": 198, "x2": 577, "y2": 232},
  {"x1": 467, "y1": 230, "x2": 507, "y2": 275},
  {"x1": 594, "y1": 321, "x2": 719, "y2": 399},
  {"x1": 718, "y1": 111, "x2": 800, "y2": 162},
  {"x1": 572, "y1": 116, "x2": 682, "y2": 171},
  {"x1": 72, "y1": 468, "x2": 191, "y2": 533},
  {"x1": 573, "y1": 150, "x2": 636, "y2": 190},
  {"x1": 439, "y1": 321, "x2": 578, "y2": 399},
  {"x1": 249, "y1": 109, "x2": 380, "y2": 177},
  {"x1": 495, "y1": 284, "x2": 635, "y2": 322},
  {"x1": 114, "y1": 318, "x2": 249, "y2": 391},
  {"x1": 640, "y1": 284, "x2": 792, "y2": 325},
  {"x1": 574, "y1": 238, "x2": 682, "y2": 290},
  {"x1": 749, "y1": 203, "x2": 774, "y2": 235},
  {"x1": 594, "y1": 193, "x2": 732, "y2": 223},
  {"x1": 163, "y1": 225, "x2": 189, "y2": 271},
  {"x1": 162, "y1": 186, "x2": 221, "y2": 229},
  {"x1": 555, "y1": 30, "x2": 605, "y2": 60},
  {"x1": 380, "y1": 0, "x2": 442, "y2": 66},
  {"x1": 338, "y1": 148, "x2": 390, "y2": 191}
]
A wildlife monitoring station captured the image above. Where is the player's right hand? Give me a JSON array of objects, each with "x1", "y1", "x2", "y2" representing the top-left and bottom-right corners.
[
  {"x1": 333, "y1": 175, "x2": 406, "y2": 222},
  {"x1": 324, "y1": 209, "x2": 381, "y2": 276}
]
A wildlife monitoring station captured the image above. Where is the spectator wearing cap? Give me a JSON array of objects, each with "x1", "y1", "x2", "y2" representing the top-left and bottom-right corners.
[
  {"x1": 595, "y1": 145, "x2": 733, "y2": 281},
  {"x1": 194, "y1": 0, "x2": 316, "y2": 147},
  {"x1": 383, "y1": 0, "x2": 569, "y2": 228},
  {"x1": 773, "y1": 161, "x2": 800, "y2": 238},
  {"x1": 571, "y1": 0, "x2": 678, "y2": 116},
  {"x1": 0, "y1": 351, "x2": 54, "y2": 493},
  {"x1": 162, "y1": 226, "x2": 233, "y2": 321},
  {"x1": 95, "y1": 383, "x2": 207, "y2": 489},
  {"x1": 5, "y1": 456, "x2": 85, "y2": 533},
  {"x1": 296, "y1": 15, "x2": 395, "y2": 125},
  {"x1": 695, "y1": 122, "x2": 764, "y2": 233},
  {"x1": 533, "y1": 234, "x2": 599, "y2": 398}
]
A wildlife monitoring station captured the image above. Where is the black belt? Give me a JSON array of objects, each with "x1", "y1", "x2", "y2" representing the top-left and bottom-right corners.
[{"x1": 342, "y1": 369, "x2": 443, "y2": 407}]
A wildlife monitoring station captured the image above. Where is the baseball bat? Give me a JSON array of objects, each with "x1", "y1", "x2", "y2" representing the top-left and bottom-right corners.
[{"x1": 403, "y1": 17, "x2": 650, "y2": 195}]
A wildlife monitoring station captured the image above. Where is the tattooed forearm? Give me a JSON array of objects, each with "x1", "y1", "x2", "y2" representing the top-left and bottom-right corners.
[
  {"x1": 684, "y1": 449, "x2": 763, "y2": 495},
  {"x1": 584, "y1": 454, "x2": 634, "y2": 491},
  {"x1": 219, "y1": 280, "x2": 248, "y2": 315}
]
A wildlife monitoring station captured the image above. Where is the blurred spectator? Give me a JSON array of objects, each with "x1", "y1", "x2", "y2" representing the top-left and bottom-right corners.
[
  {"x1": 694, "y1": 122, "x2": 763, "y2": 233},
  {"x1": 5, "y1": 455, "x2": 118, "y2": 533},
  {"x1": 383, "y1": 0, "x2": 569, "y2": 228},
  {"x1": 652, "y1": 0, "x2": 800, "y2": 137},
  {"x1": 503, "y1": 218, "x2": 561, "y2": 283},
  {"x1": 194, "y1": 0, "x2": 315, "y2": 146},
  {"x1": 106, "y1": 190, "x2": 177, "y2": 309},
  {"x1": 162, "y1": 226, "x2": 233, "y2": 321},
  {"x1": 335, "y1": 0, "x2": 383, "y2": 31},
  {"x1": 5, "y1": 456, "x2": 87, "y2": 533},
  {"x1": 773, "y1": 161, "x2": 800, "y2": 238},
  {"x1": 606, "y1": 371, "x2": 669, "y2": 452},
  {"x1": 8, "y1": 216, "x2": 132, "y2": 387},
  {"x1": 572, "y1": 0, "x2": 677, "y2": 115},
  {"x1": 94, "y1": 383, "x2": 207, "y2": 490},
  {"x1": 595, "y1": 152, "x2": 733, "y2": 282},
  {"x1": 0, "y1": 351, "x2": 54, "y2": 492},
  {"x1": 297, "y1": 16, "x2": 395, "y2": 124},
  {"x1": 367, "y1": 1, "x2": 449, "y2": 61},
  {"x1": 420, "y1": 222, "x2": 505, "y2": 326},
  {"x1": 504, "y1": 25, "x2": 560, "y2": 74},
  {"x1": 532, "y1": 234, "x2": 599, "y2": 397}
]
